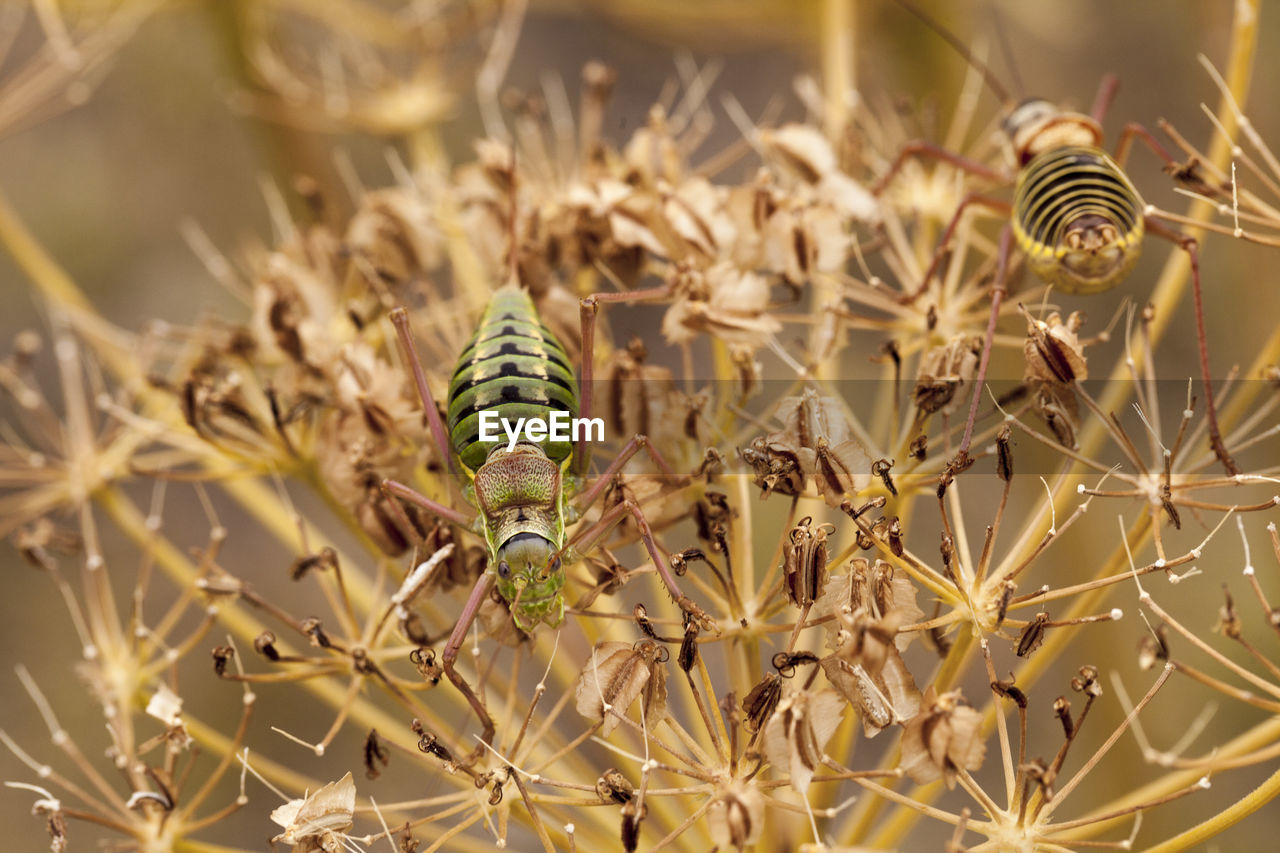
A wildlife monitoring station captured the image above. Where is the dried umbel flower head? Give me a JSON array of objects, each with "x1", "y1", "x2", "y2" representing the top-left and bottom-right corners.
[{"x1": 10, "y1": 3, "x2": 1280, "y2": 851}]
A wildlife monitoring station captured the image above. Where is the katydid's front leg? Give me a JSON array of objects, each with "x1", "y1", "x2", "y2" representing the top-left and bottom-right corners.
[
  {"x1": 440, "y1": 571, "x2": 498, "y2": 768},
  {"x1": 571, "y1": 497, "x2": 717, "y2": 633}
]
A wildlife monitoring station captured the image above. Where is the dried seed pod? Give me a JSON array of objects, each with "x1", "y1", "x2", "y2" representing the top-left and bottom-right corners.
[
  {"x1": 1216, "y1": 587, "x2": 1242, "y2": 639},
  {"x1": 1023, "y1": 309, "x2": 1088, "y2": 384},
  {"x1": 914, "y1": 335, "x2": 981, "y2": 416},
  {"x1": 899, "y1": 689, "x2": 986, "y2": 788},
  {"x1": 821, "y1": 610, "x2": 922, "y2": 736},
  {"x1": 662, "y1": 261, "x2": 782, "y2": 349},
  {"x1": 211, "y1": 646, "x2": 234, "y2": 677},
  {"x1": 707, "y1": 781, "x2": 763, "y2": 851},
  {"x1": 253, "y1": 632, "x2": 280, "y2": 661},
  {"x1": 740, "y1": 436, "x2": 806, "y2": 499},
  {"x1": 603, "y1": 338, "x2": 680, "y2": 448},
  {"x1": 742, "y1": 390, "x2": 871, "y2": 507},
  {"x1": 1070, "y1": 665, "x2": 1103, "y2": 697},
  {"x1": 1016, "y1": 612, "x2": 1051, "y2": 658},
  {"x1": 363, "y1": 730, "x2": 389, "y2": 780},
  {"x1": 290, "y1": 547, "x2": 338, "y2": 581},
  {"x1": 596, "y1": 768, "x2": 636, "y2": 805},
  {"x1": 620, "y1": 801, "x2": 643, "y2": 852},
  {"x1": 345, "y1": 188, "x2": 442, "y2": 290},
  {"x1": 872, "y1": 458, "x2": 898, "y2": 496},
  {"x1": 762, "y1": 689, "x2": 846, "y2": 793},
  {"x1": 757, "y1": 123, "x2": 880, "y2": 225},
  {"x1": 813, "y1": 560, "x2": 924, "y2": 651},
  {"x1": 783, "y1": 517, "x2": 835, "y2": 608},
  {"x1": 1033, "y1": 381, "x2": 1082, "y2": 450},
  {"x1": 13, "y1": 519, "x2": 81, "y2": 571},
  {"x1": 575, "y1": 641, "x2": 669, "y2": 735},
  {"x1": 741, "y1": 672, "x2": 784, "y2": 734},
  {"x1": 270, "y1": 772, "x2": 356, "y2": 849},
  {"x1": 409, "y1": 647, "x2": 442, "y2": 686},
  {"x1": 1137, "y1": 628, "x2": 1169, "y2": 670},
  {"x1": 1022, "y1": 309, "x2": 1088, "y2": 449}
]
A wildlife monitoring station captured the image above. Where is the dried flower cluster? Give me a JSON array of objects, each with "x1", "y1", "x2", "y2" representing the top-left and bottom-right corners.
[{"x1": 4, "y1": 2, "x2": 1280, "y2": 852}]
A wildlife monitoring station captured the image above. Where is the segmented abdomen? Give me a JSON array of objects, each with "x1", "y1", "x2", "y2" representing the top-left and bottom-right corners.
[
  {"x1": 447, "y1": 289, "x2": 578, "y2": 472},
  {"x1": 1012, "y1": 145, "x2": 1144, "y2": 293}
]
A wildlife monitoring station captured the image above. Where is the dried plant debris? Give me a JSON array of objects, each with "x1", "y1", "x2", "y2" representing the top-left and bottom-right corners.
[{"x1": 743, "y1": 389, "x2": 872, "y2": 506}]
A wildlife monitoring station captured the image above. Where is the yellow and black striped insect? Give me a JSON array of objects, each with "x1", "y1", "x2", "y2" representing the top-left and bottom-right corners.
[
  {"x1": 874, "y1": 1, "x2": 1237, "y2": 475},
  {"x1": 382, "y1": 279, "x2": 713, "y2": 765}
]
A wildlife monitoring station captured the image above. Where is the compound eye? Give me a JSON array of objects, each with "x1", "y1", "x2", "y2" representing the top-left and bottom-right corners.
[{"x1": 496, "y1": 560, "x2": 512, "y2": 580}]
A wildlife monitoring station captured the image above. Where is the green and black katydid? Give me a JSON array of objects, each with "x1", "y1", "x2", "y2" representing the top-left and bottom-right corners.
[{"x1": 381, "y1": 275, "x2": 715, "y2": 765}]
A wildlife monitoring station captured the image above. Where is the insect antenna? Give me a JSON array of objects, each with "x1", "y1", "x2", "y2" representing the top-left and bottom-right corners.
[
  {"x1": 887, "y1": 0, "x2": 1012, "y2": 106},
  {"x1": 504, "y1": 143, "x2": 522, "y2": 291},
  {"x1": 988, "y1": 6, "x2": 1026, "y2": 99}
]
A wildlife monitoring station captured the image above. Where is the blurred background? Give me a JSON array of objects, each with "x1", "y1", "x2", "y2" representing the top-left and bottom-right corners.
[{"x1": 3, "y1": 0, "x2": 1279, "y2": 848}]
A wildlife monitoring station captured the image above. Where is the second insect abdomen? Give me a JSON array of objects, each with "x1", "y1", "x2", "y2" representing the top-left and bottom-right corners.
[
  {"x1": 447, "y1": 289, "x2": 579, "y2": 472},
  {"x1": 1012, "y1": 145, "x2": 1145, "y2": 294}
]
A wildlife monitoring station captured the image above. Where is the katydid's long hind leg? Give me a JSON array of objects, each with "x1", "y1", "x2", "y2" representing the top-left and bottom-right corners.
[
  {"x1": 389, "y1": 307, "x2": 456, "y2": 476},
  {"x1": 440, "y1": 572, "x2": 498, "y2": 768},
  {"x1": 956, "y1": 223, "x2": 1015, "y2": 465},
  {"x1": 1113, "y1": 121, "x2": 1180, "y2": 171},
  {"x1": 1109, "y1": 122, "x2": 1239, "y2": 474},
  {"x1": 1143, "y1": 221, "x2": 1240, "y2": 476},
  {"x1": 1089, "y1": 73, "x2": 1121, "y2": 125},
  {"x1": 571, "y1": 498, "x2": 717, "y2": 633}
]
